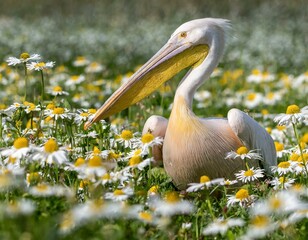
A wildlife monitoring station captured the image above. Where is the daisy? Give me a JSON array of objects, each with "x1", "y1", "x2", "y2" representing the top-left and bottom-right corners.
[
  {"x1": 31, "y1": 138, "x2": 69, "y2": 165},
  {"x1": 127, "y1": 156, "x2": 153, "y2": 170},
  {"x1": 270, "y1": 176, "x2": 295, "y2": 190},
  {"x1": 72, "y1": 56, "x2": 90, "y2": 67},
  {"x1": 271, "y1": 161, "x2": 293, "y2": 175},
  {"x1": 26, "y1": 61, "x2": 55, "y2": 71},
  {"x1": 77, "y1": 155, "x2": 108, "y2": 181},
  {"x1": 251, "y1": 190, "x2": 306, "y2": 216},
  {"x1": 186, "y1": 175, "x2": 224, "y2": 192},
  {"x1": 23, "y1": 101, "x2": 41, "y2": 113},
  {"x1": 202, "y1": 217, "x2": 245, "y2": 236},
  {"x1": 65, "y1": 75, "x2": 86, "y2": 87},
  {"x1": 73, "y1": 108, "x2": 97, "y2": 125},
  {"x1": 274, "y1": 104, "x2": 308, "y2": 126},
  {"x1": 138, "y1": 132, "x2": 163, "y2": 154},
  {"x1": 44, "y1": 106, "x2": 71, "y2": 120},
  {"x1": 2, "y1": 199, "x2": 36, "y2": 217},
  {"x1": 149, "y1": 191, "x2": 194, "y2": 216},
  {"x1": 242, "y1": 215, "x2": 278, "y2": 239},
  {"x1": 273, "y1": 141, "x2": 289, "y2": 158},
  {"x1": 243, "y1": 92, "x2": 263, "y2": 109},
  {"x1": 0, "y1": 137, "x2": 32, "y2": 160},
  {"x1": 225, "y1": 146, "x2": 263, "y2": 161},
  {"x1": 104, "y1": 187, "x2": 134, "y2": 201},
  {"x1": 28, "y1": 183, "x2": 74, "y2": 198},
  {"x1": 49, "y1": 85, "x2": 69, "y2": 96},
  {"x1": 220, "y1": 179, "x2": 238, "y2": 186},
  {"x1": 227, "y1": 188, "x2": 255, "y2": 207},
  {"x1": 85, "y1": 62, "x2": 105, "y2": 73},
  {"x1": 235, "y1": 167, "x2": 264, "y2": 183},
  {"x1": 6, "y1": 53, "x2": 41, "y2": 66},
  {"x1": 262, "y1": 91, "x2": 282, "y2": 106},
  {"x1": 115, "y1": 129, "x2": 138, "y2": 148}
]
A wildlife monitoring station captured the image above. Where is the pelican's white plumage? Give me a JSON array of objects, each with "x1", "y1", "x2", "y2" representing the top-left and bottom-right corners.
[{"x1": 85, "y1": 18, "x2": 277, "y2": 189}]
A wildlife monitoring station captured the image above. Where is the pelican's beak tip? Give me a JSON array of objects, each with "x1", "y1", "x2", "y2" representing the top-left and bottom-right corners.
[{"x1": 84, "y1": 121, "x2": 91, "y2": 130}]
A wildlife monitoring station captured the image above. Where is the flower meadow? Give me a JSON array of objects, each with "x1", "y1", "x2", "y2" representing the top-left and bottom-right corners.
[{"x1": 1, "y1": 3, "x2": 308, "y2": 239}]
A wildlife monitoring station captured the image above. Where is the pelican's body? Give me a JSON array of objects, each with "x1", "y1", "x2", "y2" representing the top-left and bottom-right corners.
[{"x1": 85, "y1": 18, "x2": 277, "y2": 189}]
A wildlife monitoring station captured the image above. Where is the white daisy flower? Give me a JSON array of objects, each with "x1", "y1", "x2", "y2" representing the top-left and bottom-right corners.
[
  {"x1": 244, "y1": 92, "x2": 263, "y2": 109},
  {"x1": 149, "y1": 191, "x2": 194, "y2": 216},
  {"x1": 0, "y1": 137, "x2": 32, "y2": 161},
  {"x1": 271, "y1": 161, "x2": 294, "y2": 175},
  {"x1": 29, "y1": 183, "x2": 74, "y2": 198},
  {"x1": 242, "y1": 215, "x2": 278, "y2": 239},
  {"x1": 104, "y1": 187, "x2": 134, "y2": 201},
  {"x1": 186, "y1": 175, "x2": 224, "y2": 192},
  {"x1": 85, "y1": 62, "x2": 105, "y2": 73},
  {"x1": 251, "y1": 190, "x2": 307, "y2": 216},
  {"x1": 274, "y1": 104, "x2": 308, "y2": 126},
  {"x1": 270, "y1": 176, "x2": 295, "y2": 190},
  {"x1": 226, "y1": 146, "x2": 263, "y2": 161},
  {"x1": 115, "y1": 129, "x2": 138, "y2": 148},
  {"x1": 235, "y1": 167, "x2": 264, "y2": 183},
  {"x1": 31, "y1": 138, "x2": 69, "y2": 165},
  {"x1": 48, "y1": 85, "x2": 69, "y2": 96},
  {"x1": 6, "y1": 53, "x2": 41, "y2": 66},
  {"x1": 2, "y1": 199, "x2": 36, "y2": 217},
  {"x1": 44, "y1": 107, "x2": 71, "y2": 120},
  {"x1": 202, "y1": 217, "x2": 245, "y2": 236},
  {"x1": 65, "y1": 75, "x2": 86, "y2": 87},
  {"x1": 26, "y1": 61, "x2": 55, "y2": 71},
  {"x1": 227, "y1": 188, "x2": 256, "y2": 207},
  {"x1": 72, "y1": 56, "x2": 90, "y2": 67}
]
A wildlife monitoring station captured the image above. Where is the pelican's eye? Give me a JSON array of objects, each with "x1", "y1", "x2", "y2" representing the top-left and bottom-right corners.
[{"x1": 179, "y1": 32, "x2": 187, "y2": 38}]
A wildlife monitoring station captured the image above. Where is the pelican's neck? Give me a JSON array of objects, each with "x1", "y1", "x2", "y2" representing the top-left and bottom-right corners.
[{"x1": 174, "y1": 35, "x2": 225, "y2": 108}]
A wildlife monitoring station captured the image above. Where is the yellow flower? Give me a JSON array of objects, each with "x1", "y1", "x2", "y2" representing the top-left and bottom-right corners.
[
  {"x1": 13, "y1": 137, "x2": 29, "y2": 149},
  {"x1": 286, "y1": 104, "x2": 300, "y2": 114}
]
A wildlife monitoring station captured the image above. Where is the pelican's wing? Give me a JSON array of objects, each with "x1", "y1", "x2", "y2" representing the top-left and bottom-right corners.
[{"x1": 227, "y1": 108, "x2": 277, "y2": 173}]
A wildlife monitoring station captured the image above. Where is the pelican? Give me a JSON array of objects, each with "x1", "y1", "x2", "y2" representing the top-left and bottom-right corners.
[{"x1": 85, "y1": 18, "x2": 277, "y2": 190}]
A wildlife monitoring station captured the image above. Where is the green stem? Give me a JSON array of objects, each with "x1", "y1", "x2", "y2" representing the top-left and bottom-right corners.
[
  {"x1": 292, "y1": 123, "x2": 308, "y2": 175},
  {"x1": 40, "y1": 70, "x2": 45, "y2": 102},
  {"x1": 23, "y1": 63, "x2": 28, "y2": 101}
]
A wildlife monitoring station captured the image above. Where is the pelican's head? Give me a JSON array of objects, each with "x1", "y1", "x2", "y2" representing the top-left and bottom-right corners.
[{"x1": 85, "y1": 18, "x2": 230, "y2": 129}]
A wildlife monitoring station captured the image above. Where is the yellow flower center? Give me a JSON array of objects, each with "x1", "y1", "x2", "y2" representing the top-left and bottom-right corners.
[
  {"x1": 20, "y1": 52, "x2": 30, "y2": 59},
  {"x1": 8, "y1": 156, "x2": 17, "y2": 164},
  {"x1": 53, "y1": 107, "x2": 65, "y2": 114},
  {"x1": 88, "y1": 109, "x2": 97, "y2": 114},
  {"x1": 113, "y1": 189, "x2": 125, "y2": 195},
  {"x1": 236, "y1": 146, "x2": 248, "y2": 155},
  {"x1": 274, "y1": 142, "x2": 284, "y2": 151},
  {"x1": 261, "y1": 109, "x2": 269, "y2": 115},
  {"x1": 44, "y1": 139, "x2": 59, "y2": 153},
  {"x1": 200, "y1": 175, "x2": 210, "y2": 183},
  {"x1": 301, "y1": 133, "x2": 308, "y2": 143},
  {"x1": 286, "y1": 104, "x2": 300, "y2": 114},
  {"x1": 80, "y1": 112, "x2": 89, "y2": 117},
  {"x1": 266, "y1": 92, "x2": 274, "y2": 100},
  {"x1": 252, "y1": 69, "x2": 261, "y2": 75},
  {"x1": 276, "y1": 125, "x2": 286, "y2": 131},
  {"x1": 289, "y1": 153, "x2": 300, "y2": 162},
  {"x1": 141, "y1": 133, "x2": 154, "y2": 144},
  {"x1": 247, "y1": 93, "x2": 256, "y2": 101},
  {"x1": 74, "y1": 157, "x2": 85, "y2": 166},
  {"x1": 298, "y1": 153, "x2": 308, "y2": 163},
  {"x1": 27, "y1": 172, "x2": 40, "y2": 183},
  {"x1": 269, "y1": 197, "x2": 282, "y2": 209},
  {"x1": 13, "y1": 137, "x2": 29, "y2": 149},
  {"x1": 277, "y1": 161, "x2": 290, "y2": 168},
  {"x1": 102, "y1": 173, "x2": 111, "y2": 180},
  {"x1": 53, "y1": 86, "x2": 63, "y2": 92},
  {"x1": 46, "y1": 103, "x2": 55, "y2": 110},
  {"x1": 35, "y1": 62, "x2": 46, "y2": 68},
  {"x1": 139, "y1": 211, "x2": 153, "y2": 222},
  {"x1": 165, "y1": 191, "x2": 180, "y2": 203},
  {"x1": 278, "y1": 176, "x2": 286, "y2": 184},
  {"x1": 235, "y1": 189, "x2": 249, "y2": 200},
  {"x1": 120, "y1": 130, "x2": 133, "y2": 140},
  {"x1": 148, "y1": 185, "x2": 159, "y2": 195},
  {"x1": 36, "y1": 183, "x2": 48, "y2": 192},
  {"x1": 251, "y1": 215, "x2": 269, "y2": 227},
  {"x1": 93, "y1": 146, "x2": 101, "y2": 154},
  {"x1": 88, "y1": 155, "x2": 102, "y2": 167},
  {"x1": 129, "y1": 155, "x2": 142, "y2": 166},
  {"x1": 244, "y1": 169, "x2": 254, "y2": 177}
]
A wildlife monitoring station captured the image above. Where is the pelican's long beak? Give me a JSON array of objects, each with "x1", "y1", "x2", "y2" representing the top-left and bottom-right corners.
[{"x1": 84, "y1": 41, "x2": 209, "y2": 129}]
